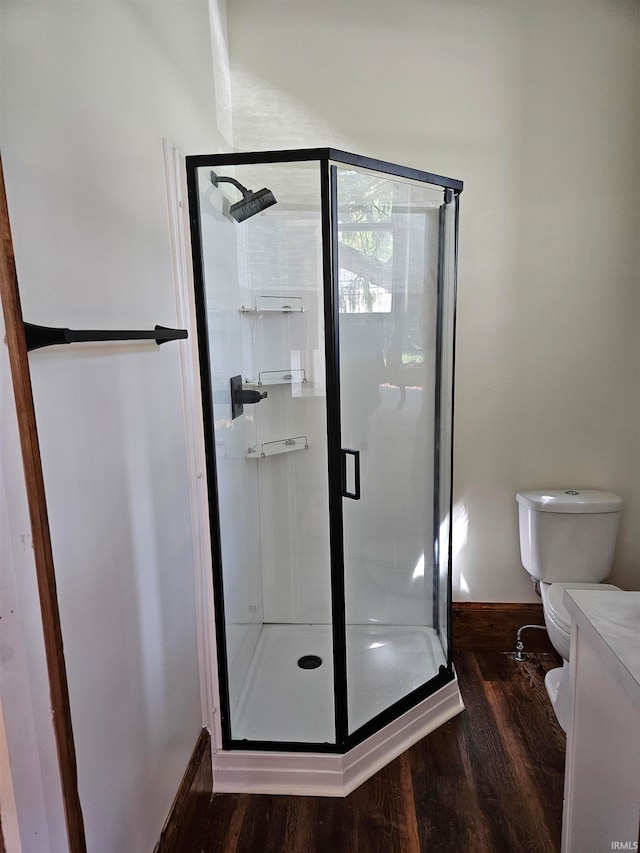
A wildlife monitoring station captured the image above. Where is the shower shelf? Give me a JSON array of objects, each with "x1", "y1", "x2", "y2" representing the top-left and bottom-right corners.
[
  {"x1": 239, "y1": 307, "x2": 305, "y2": 316},
  {"x1": 244, "y1": 368, "x2": 307, "y2": 388},
  {"x1": 239, "y1": 295, "x2": 305, "y2": 314},
  {"x1": 245, "y1": 435, "x2": 309, "y2": 459}
]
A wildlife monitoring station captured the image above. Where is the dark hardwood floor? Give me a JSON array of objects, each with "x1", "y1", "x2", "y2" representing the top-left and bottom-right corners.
[{"x1": 185, "y1": 651, "x2": 565, "y2": 852}]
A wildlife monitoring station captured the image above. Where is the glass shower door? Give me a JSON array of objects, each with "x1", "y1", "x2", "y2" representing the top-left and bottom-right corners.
[
  {"x1": 189, "y1": 159, "x2": 336, "y2": 747},
  {"x1": 334, "y1": 165, "x2": 453, "y2": 735}
]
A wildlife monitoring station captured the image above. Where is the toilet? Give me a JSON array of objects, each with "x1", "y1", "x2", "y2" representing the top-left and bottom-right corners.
[{"x1": 516, "y1": 489, "x2": 622, "y2": 731}]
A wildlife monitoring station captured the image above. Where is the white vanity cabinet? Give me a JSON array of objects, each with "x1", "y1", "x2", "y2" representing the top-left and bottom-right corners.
[{"x1": 562, "y1": 590, "x2": 640, "y2": 853}]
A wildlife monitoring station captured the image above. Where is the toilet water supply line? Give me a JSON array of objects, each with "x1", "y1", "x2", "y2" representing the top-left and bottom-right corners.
[{"x1": 513, "y1": 624, "x2": 548, "y2": 662}]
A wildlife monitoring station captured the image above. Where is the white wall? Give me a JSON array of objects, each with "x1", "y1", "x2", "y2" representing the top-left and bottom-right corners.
[
  {"x1": 0, "y1": 2, "x2": 226, "y2": 850},
  {"x1": 227, "y1": 0, "x2": 640, "y2": 601}
]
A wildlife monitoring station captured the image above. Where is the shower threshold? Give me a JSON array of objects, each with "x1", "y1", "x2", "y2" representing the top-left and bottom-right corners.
[{"x1": 231, "y1": 623, "x2": 447, "y2": 743}]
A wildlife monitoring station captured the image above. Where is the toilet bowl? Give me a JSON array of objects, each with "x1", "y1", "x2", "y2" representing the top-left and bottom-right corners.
[
  {"x1": 539, "y1": 580, "x2": 619, "y2": 730},
  {"x1": 516, "y1": 489, "x2": 623, "y2": 730}
]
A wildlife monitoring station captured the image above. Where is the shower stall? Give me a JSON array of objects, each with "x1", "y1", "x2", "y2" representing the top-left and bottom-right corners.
[{"x1": 186, "y1": 149, "x2": 462, "y2": 793}]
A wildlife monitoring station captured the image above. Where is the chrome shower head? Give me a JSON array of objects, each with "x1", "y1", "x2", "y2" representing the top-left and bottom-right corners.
[{"x1": 211, "y1": 170, "x2": 277, "y2": 222}]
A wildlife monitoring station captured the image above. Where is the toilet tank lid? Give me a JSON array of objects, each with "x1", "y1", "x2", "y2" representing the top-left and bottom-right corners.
[{"x1": 516, "y1": 490, "x2": 623, "y2": 513}]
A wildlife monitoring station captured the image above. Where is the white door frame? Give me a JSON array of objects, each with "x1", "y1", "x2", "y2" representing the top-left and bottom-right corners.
[{"x1": 162, "y1": 139, "x2": 222, "y2": 750}]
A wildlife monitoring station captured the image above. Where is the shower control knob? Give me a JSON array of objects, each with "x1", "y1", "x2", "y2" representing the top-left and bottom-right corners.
[
  {"x1": 230, "y1": 374, "x2": 267, "y2": 419},
  {"x1": 236, "y1": 389, "x2": 267, "y2": 405},
  {"x1": 564, "y1": 490, "x2": 580, "y2": 495}
]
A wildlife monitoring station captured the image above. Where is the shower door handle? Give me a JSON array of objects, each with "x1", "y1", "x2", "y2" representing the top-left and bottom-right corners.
[{"x1": 341, "y1": 449, "x2": 361, "y2": 500}]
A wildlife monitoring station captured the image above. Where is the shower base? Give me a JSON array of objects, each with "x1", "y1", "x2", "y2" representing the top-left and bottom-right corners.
[{"x1": 231, "y1": 623, "x2": 447, "y2": 743}]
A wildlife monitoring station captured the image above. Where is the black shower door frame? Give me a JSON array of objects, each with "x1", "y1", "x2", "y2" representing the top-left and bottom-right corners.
[{"x1": 186, "y1": 149, "x2": 462, "y2": 755}]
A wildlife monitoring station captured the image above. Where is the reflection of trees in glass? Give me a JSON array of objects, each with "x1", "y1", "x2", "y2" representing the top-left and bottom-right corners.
[
  {"x1": 400, "y1": 299, "x2": 425, "y2": 365},
  {"x1": 337, "y1": 170, "x2": 432, "y2": 386},
  {"x1": 338, "y1": 174, "x2": 393, "y2": 314}
]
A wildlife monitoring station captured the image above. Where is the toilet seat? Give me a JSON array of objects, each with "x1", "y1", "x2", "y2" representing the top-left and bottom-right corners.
[{"x1": 542, "y1": 581, "x2": 620, "y2": 633}]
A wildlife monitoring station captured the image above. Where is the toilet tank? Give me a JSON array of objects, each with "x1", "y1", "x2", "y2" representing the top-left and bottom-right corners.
[{"x1": 516, "y1": 489, "x2": 622, "y2": 583}]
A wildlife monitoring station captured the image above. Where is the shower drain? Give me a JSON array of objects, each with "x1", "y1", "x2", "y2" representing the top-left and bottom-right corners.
[{"x1": 297, "y1": 655, "x2": 322, "y2": 670}]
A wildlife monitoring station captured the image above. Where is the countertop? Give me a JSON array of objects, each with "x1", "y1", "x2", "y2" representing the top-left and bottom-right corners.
[{"x1": 564, "y1": 589, "x2": 640, "y2": 704}]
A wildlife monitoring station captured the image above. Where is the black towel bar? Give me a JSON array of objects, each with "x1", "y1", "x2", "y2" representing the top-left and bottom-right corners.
[{"x1": 24, "y1": 323, "x2": 188, "y2": 352}]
